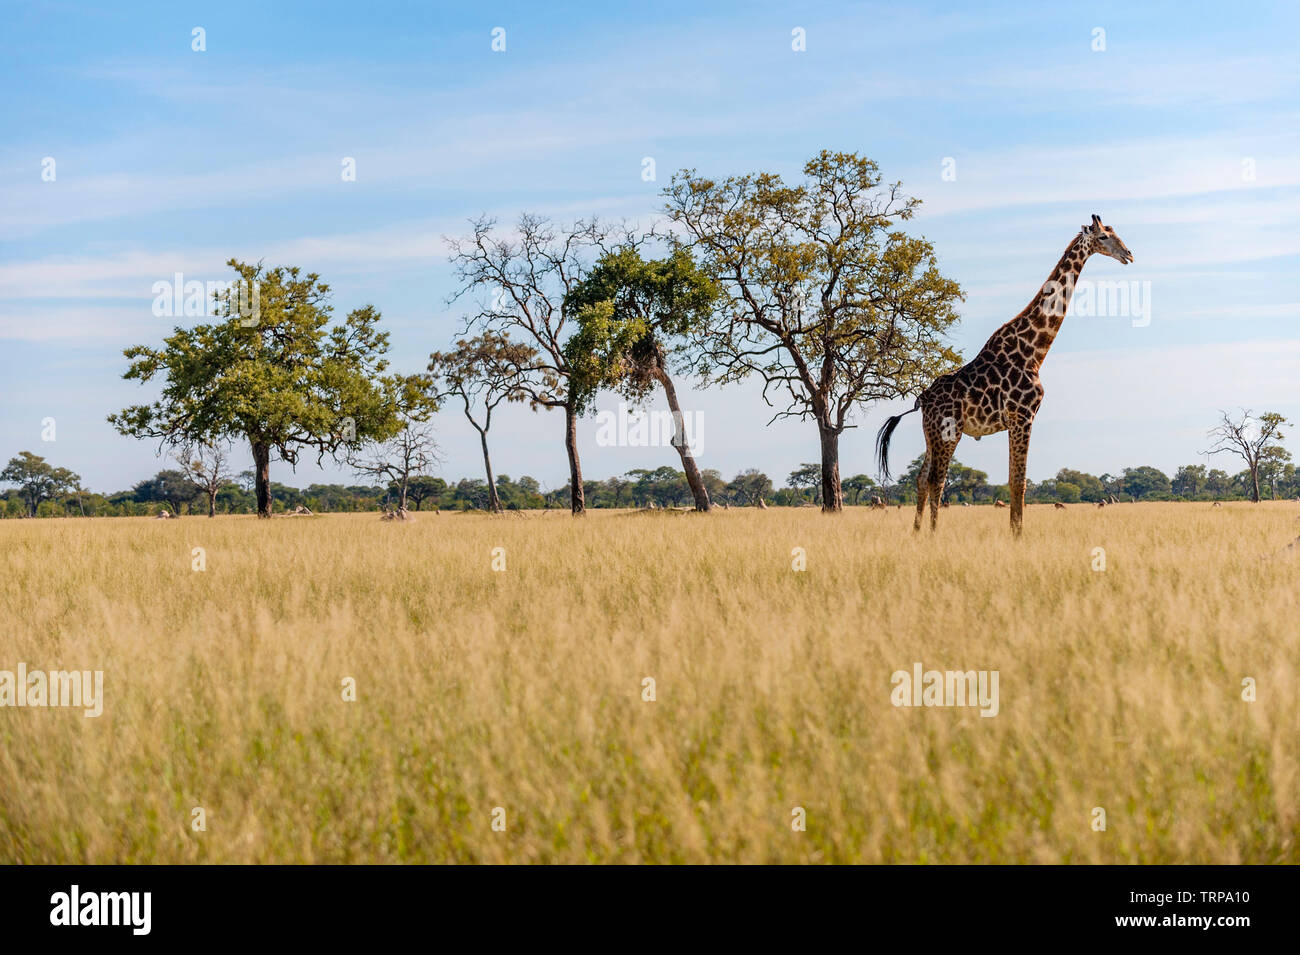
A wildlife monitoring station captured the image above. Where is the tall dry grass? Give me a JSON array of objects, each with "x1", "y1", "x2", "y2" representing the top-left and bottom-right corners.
[{"x1": 1, "y1": 502, "x2": 1296, "y2": 863}]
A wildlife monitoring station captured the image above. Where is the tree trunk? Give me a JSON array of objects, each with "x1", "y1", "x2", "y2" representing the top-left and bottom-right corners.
[
  {"x1": 1250, "y1": 465, "x2": 1260, "y2": 503},
  {"x1": 819, "y1": 424, "x2": 843, "y2": 512},
  {"x1": 252, "y1": 440, "x2": 273, "y2": 518},
  {"x1": 655, "y1": 367, "x2": 710, "y2": 512},
  {"x1": 207, "y1": 488, "x2": 216, "y2": 518},
  {"x1": 398, "y1": 480, "x2": 409, "y2": 512},
  {"x1": 480, "y1": 430, "x2": 502, "y2": 513},
  {"x1": 565, "y1": 399, "x2": 585, "y2": 515}
]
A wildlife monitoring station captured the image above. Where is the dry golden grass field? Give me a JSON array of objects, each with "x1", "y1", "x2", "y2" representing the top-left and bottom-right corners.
[{"x1": 2, "y1": 503, "x2": 1297, "y2": 864}]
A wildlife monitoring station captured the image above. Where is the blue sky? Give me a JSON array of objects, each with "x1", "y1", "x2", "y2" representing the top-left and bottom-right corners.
[{"x1": 3, "y1": 0, "x2": 1298, "y2": 494}]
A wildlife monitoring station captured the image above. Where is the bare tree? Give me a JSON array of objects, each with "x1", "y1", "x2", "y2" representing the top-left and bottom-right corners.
[
  {"x1": 346, "y1": 417, "x2": 440, "y2": 513},
  {"x1": 175, "y1": 440, "x2": 234, "y2": 518},
  {"x1": 446, "y1": 214, "x2": 625, "y2": 515},
  {"x1": 1203, "y1": 409, "x2": 1289, "y2": 503},
  {"x1": 429, "y1": 332, "x2": 537, "y2": 514}
]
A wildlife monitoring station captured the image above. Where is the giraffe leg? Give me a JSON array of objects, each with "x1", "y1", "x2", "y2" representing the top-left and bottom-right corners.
[
  {"x1": 913, "y1": 450, "x2": 931, "y2": 532},
  {"x1": 928, "y1": 438, "x2": 958, "y2": 532},
  {"x1": 1008, "y1": 417, "x2": 1032, "y2": 536}
]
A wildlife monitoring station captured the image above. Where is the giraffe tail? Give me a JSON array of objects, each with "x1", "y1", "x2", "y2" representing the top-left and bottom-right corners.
[{"x1": 875, "y1": 399, "x2": 921, "y2": 483}]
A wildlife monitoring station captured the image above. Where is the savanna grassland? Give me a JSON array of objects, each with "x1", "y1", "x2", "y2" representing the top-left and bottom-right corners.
[{"x1": 2, "y1": 503, "x2": 1297, "y2": 864}]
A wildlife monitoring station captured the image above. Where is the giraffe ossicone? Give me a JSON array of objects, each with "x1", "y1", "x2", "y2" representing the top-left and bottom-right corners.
[{"x1": 875, "y1": 214, "x2": 1133, "y2": 535}]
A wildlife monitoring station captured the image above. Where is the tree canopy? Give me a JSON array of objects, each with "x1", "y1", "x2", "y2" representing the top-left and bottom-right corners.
[
  {"x1": 109, "y1": 260, "x2": 426, "y2": 516},
  {"x1": 1, "y1": 452, "x2": 81, "y2": 516},
  {"x1": 664, "y1": 150, "x2": 964, "y2": 511},
  {"x1": 563, "y1": 245, "x2": 720, "y2": 510},
  {"x1": 563, "y1": 246, "x2": 718, "y2": 412}
]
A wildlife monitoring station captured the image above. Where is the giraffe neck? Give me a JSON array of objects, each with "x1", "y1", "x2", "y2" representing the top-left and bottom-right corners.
[{"x1": 984, "y1": 232, "x2": 1094, "y2": 368}]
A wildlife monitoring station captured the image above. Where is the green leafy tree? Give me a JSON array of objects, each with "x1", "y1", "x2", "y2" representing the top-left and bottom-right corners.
[
  {"x1": 945, "y1": 461, "x2": 990, "y2": 503},
  {"x1": 664, "y1": 150, "x2": 964, "y2": 511},
  {"x1": 451, "y1": 478, "x2": 491, "y2": 510},
  {"x1": 1055, "y1": 481, "x2": 1081, "y2": 504},
  {"x1": 494, "y1": 474, "x2": 545, "y2": 510},
  {"x1": 406, "y1": 476, "x2": 447, "y2": 511},
  {"x1": 787, "y1": 462, "x2": 823, "y2": 504},
  {"x1": 1055, "y1": 468, "x2": 1105, "y2": 502},
  {"x1": 727, "y1": 468, "x2": 773, "y2": 507},
  {"x1": 896, "y1": 453, "x2": 994, "y2": 504},
  {"x1": 605, "y1": 476, "x2": 632, "y2": 507},
  {"x1": 133, "y1": 469, "x2": 200, "y2": 515},
  {"x1": 842, "y1": 474, "x2": 878, "y2": 505},
  {"x1": 1121, "y1": 465, "x2": 1172, "y2": 500},
  {"x1": 625, "y1": 466, "x2": 688, "y2": 507},
  {"x1": 564, "y1": 246, "x2": 720, "y2": 511},
  {"x1": 109, "y1": 261, "x2": 415, "y2": 517},
  {"x1": 1205, "y1": 469, "x2": 1232, "y2": 497},
  {"x1": 1258, "y1": 445, "x2": 1292, "y2": 499},
  {"x1": 1, "y1": 452, "x2": 81, "y2": 517},
  {"x1": 1276, "y1": 462, "x2": 1299, "y2": 499},
  {"x1": 699, "y1": 468, "x2": 727, "y2": 503},
  {"x1": 1171, "y1": 463, "x2": 1207, "y2": 500}
]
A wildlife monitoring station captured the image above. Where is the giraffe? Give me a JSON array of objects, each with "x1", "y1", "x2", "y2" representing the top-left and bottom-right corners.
[{"x1": 875, "y1": 215, "x2": 1133, "y2": 535}]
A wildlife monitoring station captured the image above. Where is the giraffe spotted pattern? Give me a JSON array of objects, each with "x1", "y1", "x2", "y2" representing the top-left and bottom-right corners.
[{"x1": 876, "y1": 215, "x2": 1133, "y2": 535}]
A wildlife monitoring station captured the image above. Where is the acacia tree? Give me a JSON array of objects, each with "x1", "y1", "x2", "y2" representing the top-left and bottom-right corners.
[
  {"x1": 1204, "y1": 410, "x2": 1289, "y2": 503},
  {"x1": 788, "y1": 462, "x2": 822, "y2": 504},
  {"x1": 728, "y1": 468, "x2": 773, "y2": 507},
  {"x1": 0, "y1": 452, "x2": 80, "y2": 516},
  {"x1": 447, "y1": 215, "x2": 623, "y2": 515},
  {"x1": 664, "y1": 151, "x2": 964, "y2": 511},
  {"x1": 405, "y1": 475, "x2": 447, "y2": 511},
  {"x1": 174, "y1": 439, "x2": 234, "y2": 517},
  {"x1": 110, "y1": 261, "x2": 417, "y2": 517},
  {"x1": 563, "y1": 246, "x2": 719, "y2": 511},
  {"x1": 842, "y1": 474, "x2": 878, "y2": 505},
  {"x1": 134, "y1": 469, "x2": 199, "y2": 516},
  {"x1": 428, "y1": 332, "x2": 537, "y2": 514}
]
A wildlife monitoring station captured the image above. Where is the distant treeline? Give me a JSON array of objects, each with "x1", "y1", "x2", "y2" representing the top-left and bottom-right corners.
[{"x1": 2, "y1": 454, "x2": 1295, "y2": 518}]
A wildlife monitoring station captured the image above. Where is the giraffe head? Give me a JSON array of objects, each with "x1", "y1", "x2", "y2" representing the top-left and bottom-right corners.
[{"x1": 1082, "y1": 214, "x2": 1133, "y2": 264}]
